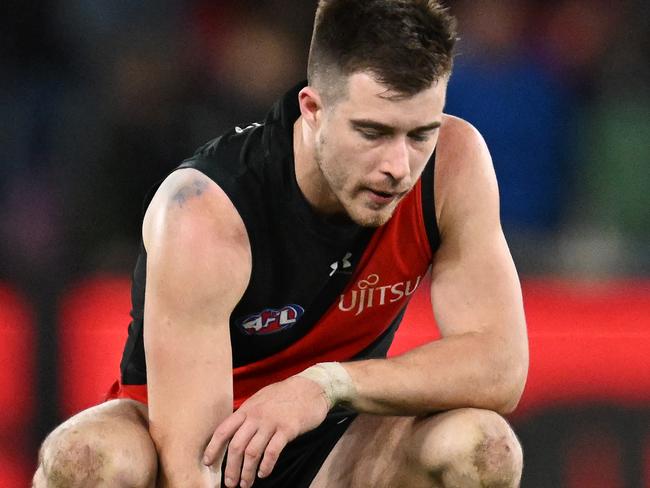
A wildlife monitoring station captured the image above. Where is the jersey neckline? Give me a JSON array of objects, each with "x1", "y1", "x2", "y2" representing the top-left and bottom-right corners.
[{"x1": 263, "y1": 81, "x2": 368, "y2": 245}]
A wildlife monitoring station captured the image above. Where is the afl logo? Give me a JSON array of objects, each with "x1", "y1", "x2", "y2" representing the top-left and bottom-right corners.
[{"x1": 237, "y1": 304, "x2": 305, "y2": 335}]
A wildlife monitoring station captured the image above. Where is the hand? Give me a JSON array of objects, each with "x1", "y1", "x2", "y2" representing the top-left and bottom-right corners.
[{"x1": 203, "y1": 375, "x2": 330, "y2": 488}]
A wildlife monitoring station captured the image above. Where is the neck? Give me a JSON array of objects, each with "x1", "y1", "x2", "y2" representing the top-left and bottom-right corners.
[{"x1": 293, "y1": 117, "x2": 339, "y2": 214}]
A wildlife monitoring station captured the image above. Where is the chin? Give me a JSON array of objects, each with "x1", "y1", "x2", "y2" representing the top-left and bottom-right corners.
[
  {"x1": 349, "y1": 208, "x2": 394, "y2": 228},
  {"x1": 339, "y1": 193, "x2": 399, "y2": 227}
]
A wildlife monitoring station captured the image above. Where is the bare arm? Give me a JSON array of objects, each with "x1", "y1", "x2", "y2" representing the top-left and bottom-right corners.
[
  {"x1": 143, "y1": 169, "x2": 251, "y2": 486},
  {"x1": 340, "y1": 116, "x2": 529, "y2": 415},
  {"x1": 201, "y1": 118, "x2": 527, "y2": 488}
]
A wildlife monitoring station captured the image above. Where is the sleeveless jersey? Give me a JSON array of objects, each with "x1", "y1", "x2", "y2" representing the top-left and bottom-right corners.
[{"x1": 118, "y1": 83, "x2": 440, "y2": 408}]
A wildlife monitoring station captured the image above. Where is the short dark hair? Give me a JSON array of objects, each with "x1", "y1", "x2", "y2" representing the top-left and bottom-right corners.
[{"x1": 308, "y1": 0, "x2": 457, "y2": 101}]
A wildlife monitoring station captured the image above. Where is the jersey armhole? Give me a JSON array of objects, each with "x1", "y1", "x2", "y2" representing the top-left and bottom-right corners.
[{"x1": 420, "y1": 150, "x2": 441, "y2": 254}]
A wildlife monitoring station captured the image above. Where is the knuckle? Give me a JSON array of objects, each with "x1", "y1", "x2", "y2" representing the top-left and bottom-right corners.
[
  {"x1": 213, "y1": 427, "x2": 229, "y2": 439},
  {"x1": 278, "y1": 427, "x2": 294, "y2": 441},
  {"x1": 244, "y1": 447, "x2": 260, "y2": 459},
  {"x1": 228, "y1": 441, "x2": 245, "y2": 454},
  {"x1": 244, "y1": 410, "x2": 262, "y2": 422},
  {"x1": 264, "y1": 448, "x2": 279, "y2": 462}
]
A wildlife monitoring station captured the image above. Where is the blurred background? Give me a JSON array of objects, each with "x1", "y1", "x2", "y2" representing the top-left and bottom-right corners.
[{"x1": 1, "y1": 0, "x2": 649, "y2": 486}]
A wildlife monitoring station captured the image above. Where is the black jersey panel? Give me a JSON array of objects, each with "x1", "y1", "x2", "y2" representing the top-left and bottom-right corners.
[
  {"x1": 420, "y1": 150, "x2": 440, "y2": 253},
  {"x1": 120, "y1": 243, "x2": 147, "y2": 384},
  {"x1": 119, "y1": 82, "x2": 439, "y2": 386}
]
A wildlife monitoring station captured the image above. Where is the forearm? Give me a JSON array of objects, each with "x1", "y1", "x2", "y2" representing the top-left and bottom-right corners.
[
  {"x1": 150, "y1": 394, "x2": 230, "y2": 488},
  {"x1": 156, "y1": 452, "x2": 219, "y2": 488},
  {"x1": 147, "y1": 352, "x2": 232, "y2": 487},
  {"x1": 145, "y1": 317, "x2": 234, "y2": 488},
  {"x1": 336, "y1": 332, "x2": 527, "y2": 416}
]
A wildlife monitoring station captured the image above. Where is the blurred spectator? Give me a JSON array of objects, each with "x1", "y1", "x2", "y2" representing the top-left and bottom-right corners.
[
  {"x1": 56, "y1": 32, "x2": 193, "y2": 274},
  {"x1": 52, "y1": 1, "x2": 312, "y2": 276},
  {"x1": 185, "y1": 1, "x2": 311, "y2": 142},
  {"x1": 534, "y1": 0, "x2": 625, "y2": 97},
  {"x1": 446, "y1": 0, "x2": 574, "y2": 273},
  {"x1": 533, "y1": 0, "x2": 650, "y2": 276},
  {"x1": 0, "y1": 0, "x2": 70, "y2": 283}
]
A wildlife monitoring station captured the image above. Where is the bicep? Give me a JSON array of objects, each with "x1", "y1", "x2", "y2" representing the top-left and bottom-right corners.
[
  {"x1": 430, "y1": 219, "x2": 524, "y2": 341},
  {"x1": 143, "y1": 170, "x2": 251, "y2": 468},
  {"x1": 430, "y1": 120, "x2": 526, "y2": 345}
]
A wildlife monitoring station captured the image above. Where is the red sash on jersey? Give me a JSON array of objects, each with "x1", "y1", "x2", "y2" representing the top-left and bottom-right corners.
[{"x1": 231, "y1": 178, "x2": 433, "y2": 408}]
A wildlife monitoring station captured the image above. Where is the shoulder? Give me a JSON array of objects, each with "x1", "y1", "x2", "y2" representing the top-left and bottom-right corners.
[
  {"x1": 433, "y1": 114, "x2": 499, "y2": 234},
  {"x1": 142, "y1": 168, "x2": 250, "y2": 255},
  {"x1": 437, "y1": 114, "x2": 490, "y2": 167}
]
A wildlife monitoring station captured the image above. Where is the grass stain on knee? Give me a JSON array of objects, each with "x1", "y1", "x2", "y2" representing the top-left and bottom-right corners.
[
  {"x1": 473, "y1": 435, "x2": 517, "y2": 488},
  {"x1": 47, "y1": 443, "x2": 107, "y2": 488}
]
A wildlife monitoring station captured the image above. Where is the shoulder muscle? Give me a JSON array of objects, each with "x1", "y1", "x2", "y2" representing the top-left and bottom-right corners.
[
  {"x1": 435, "y1": 114, "x2": 499, "y2": 237},
  {"x1": 143, "y1": 168, "x2": 251, "y2": 318}
]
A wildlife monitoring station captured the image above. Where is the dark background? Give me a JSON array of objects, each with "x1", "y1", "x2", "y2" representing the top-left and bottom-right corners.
[{"x1": 1, "y1": 0, "x2": 649, "y2": 485}]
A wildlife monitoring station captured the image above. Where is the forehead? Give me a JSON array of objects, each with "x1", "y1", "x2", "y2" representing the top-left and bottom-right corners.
[{"x1": 331, "y1": 72, "x2": 447, "y2": 129}]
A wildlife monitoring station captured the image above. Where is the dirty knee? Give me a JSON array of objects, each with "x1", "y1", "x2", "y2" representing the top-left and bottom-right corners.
[
  {"x1": 40, "y1": 435, "x2": 112, "y2": 487},
  {"x1": 470, "y1": 420, "x2": 522, "y2": 487},
  {"x1": 38, "y1": 427, "x2": 155, "y2": 488},
  {"x1": 416, "y1": 409, "x2": 523, "y2": 487}
]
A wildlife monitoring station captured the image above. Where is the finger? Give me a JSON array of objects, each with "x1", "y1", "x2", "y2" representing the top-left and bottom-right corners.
[
  {"x1": 203, "y1": 411, "x2": 247, "y2": 466},
  {"x1": 223, "y1": 421, "x2": 259, "y2": 488},
  {"x1": 257, "y1": 430, "x2": 289, "y2": 479},
  {"x1": 238, "y1": 429, "x2": 274, "y2": 488}
]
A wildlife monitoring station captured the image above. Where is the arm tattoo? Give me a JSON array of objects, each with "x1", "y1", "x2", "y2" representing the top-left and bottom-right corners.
[{"x1": 172, "y1": 179, "x2": 209, "y2": 208}]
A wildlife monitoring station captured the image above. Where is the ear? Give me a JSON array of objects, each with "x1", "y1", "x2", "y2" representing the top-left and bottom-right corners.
[{"x1": 298, "y1": 86, "x2": 323, "y2": 130}]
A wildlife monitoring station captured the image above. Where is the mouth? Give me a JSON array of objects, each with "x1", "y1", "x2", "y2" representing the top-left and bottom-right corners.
[{"x1": 365, "y1": 188, "x2": 404, "y2": 205}]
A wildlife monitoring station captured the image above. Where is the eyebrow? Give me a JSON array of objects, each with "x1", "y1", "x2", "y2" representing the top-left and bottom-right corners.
[{"x1": 350, "y1": 119, "x2": 441, "y2": 134}]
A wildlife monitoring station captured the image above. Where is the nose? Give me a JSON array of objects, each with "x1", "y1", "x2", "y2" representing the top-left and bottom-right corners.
[{"x1": 380, "y1": 137, "x2": 410, "y2": 182}]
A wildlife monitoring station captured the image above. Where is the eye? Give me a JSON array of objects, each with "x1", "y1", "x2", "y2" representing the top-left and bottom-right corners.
[
  {"x1": 359, "y1": 130, "x2": 383, "y2": 140},
  {"x1": 408, "y1": 133, "x2": 430, "y2": 143}
]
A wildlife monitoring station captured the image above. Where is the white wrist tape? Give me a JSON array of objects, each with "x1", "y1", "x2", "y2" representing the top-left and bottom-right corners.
[{"x1": 296, "y1": 362, "x2": 356, "y2": 409}]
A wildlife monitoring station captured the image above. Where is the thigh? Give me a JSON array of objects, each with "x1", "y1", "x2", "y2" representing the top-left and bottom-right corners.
[
  {"x1": 310, "y1": 414, "x2": 433, "y2": 488},
  {"x1": 311, "y1": 409, "x2": 520, "y2": 488}
]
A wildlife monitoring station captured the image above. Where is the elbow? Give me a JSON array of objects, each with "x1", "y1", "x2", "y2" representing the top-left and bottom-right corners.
[
  {"x1": 495, "y1": 372, "x2": 527, "y2": 415},
  {"x1": 490, "y1": 352, "x2": 529, "y2": 415}
]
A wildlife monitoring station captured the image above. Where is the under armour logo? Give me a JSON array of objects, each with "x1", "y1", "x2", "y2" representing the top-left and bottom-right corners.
[
  {"x1": 329, "y1": 252, "x2": 352, "y2": 276},
  {"x1": 235, "y1": 122, "x2": 262, "y2": 134}
]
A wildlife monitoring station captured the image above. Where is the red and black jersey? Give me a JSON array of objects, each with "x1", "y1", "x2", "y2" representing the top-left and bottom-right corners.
[{"x1": 117, "y1": 82, "x2": 440, "y2": 408}]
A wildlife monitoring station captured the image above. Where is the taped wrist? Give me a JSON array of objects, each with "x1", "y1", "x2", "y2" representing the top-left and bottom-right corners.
[{"x1": 296, "y1": 362, "x2": 356, "y2": 409}]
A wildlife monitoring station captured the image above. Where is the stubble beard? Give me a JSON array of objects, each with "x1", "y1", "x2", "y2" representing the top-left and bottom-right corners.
[{"x1": 314, "y1": 136, "x2": 395, "y2": 228}]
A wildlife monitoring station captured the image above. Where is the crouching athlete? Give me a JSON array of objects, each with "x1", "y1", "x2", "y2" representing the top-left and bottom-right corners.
[{"x1": 34, "y1": 1, "x2": 528, "y2": 486}]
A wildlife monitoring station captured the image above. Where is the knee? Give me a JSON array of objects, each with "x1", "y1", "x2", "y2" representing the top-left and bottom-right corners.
[
  {"x1": 36, "y1": 420, "x2": 156, "y2": 488},
  {"x1": 39, "y1": 431, "x2": 108, "y2": 487},
  {"x1": 414, "y1": 409, "x2": 523, "y2": 487},
  {"x1": 468, "y1": 411, "x2": 522, "y2": 487}
]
